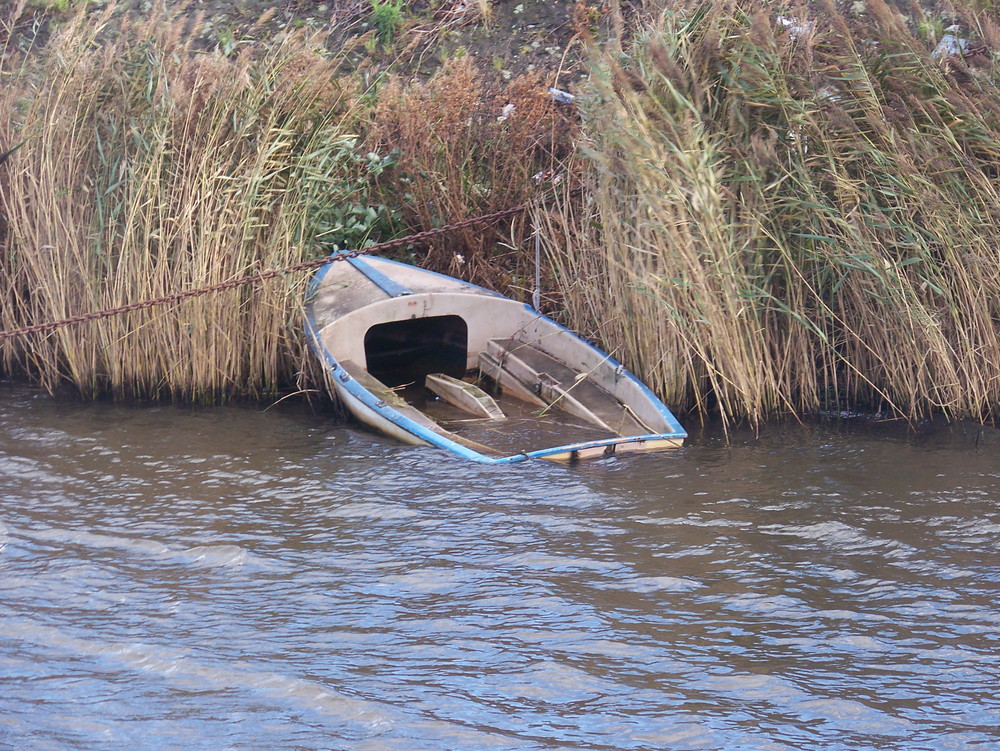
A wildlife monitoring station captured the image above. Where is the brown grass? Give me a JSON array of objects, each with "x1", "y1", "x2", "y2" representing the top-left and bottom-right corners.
[
  {"x1": 6, "y1": 0, "x2": 1000, "y2": 426},
  {"x1": 369, "y1": 57, "x2": 573, "y2": 289},
  {"x1": 0, "y1": 2, "x2": 576, "y2": 402}
]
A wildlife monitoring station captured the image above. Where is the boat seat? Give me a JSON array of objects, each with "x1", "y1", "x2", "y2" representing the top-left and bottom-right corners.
[
  {"x1": 338, "y1": 360, "x2": 440, "y2": 432},
  {"x1": 480, "y1": 338, "x2": 648, "y2": 436},
  {"x1": 478, "y1": 350, "x2": 548, "y2": 408},
  {"x1": 425, "y1": 373, "x2": 505, "y2": 420}
]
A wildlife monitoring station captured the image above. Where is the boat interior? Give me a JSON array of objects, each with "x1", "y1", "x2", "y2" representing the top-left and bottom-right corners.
[{"x1": 355, "y1": 313, "x2": 661, "y2": 457}]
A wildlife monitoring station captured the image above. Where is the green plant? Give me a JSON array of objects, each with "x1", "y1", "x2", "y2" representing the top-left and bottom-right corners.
[
  {"x1": 915, "y1": 14, "x2": 945, "y2": 44},
  {"x1": 215, "y1": 26, "x2": 249, "y2": 56},
  {"x1": 369, "y1": 0, "x2": 405, "y2": 44},
  {"x1": 26, "y1": 0, "x2": 73, "y2": 11},
  {"x1": 303, "y1": 138, "x2": 401, "y2": 251}
]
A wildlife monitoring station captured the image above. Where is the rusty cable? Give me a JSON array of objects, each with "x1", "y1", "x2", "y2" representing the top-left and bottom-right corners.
[{"x1": 0, "y1": 202, "x2": 529, "y2": 343}]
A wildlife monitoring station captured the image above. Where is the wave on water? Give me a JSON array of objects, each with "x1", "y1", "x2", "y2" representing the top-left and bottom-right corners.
[
  {"x1": 169, "y1": 544, "x2": 252, "y2": 569},
  {"x1": 593, "y1": 574, "x2": 706, "y2": 593},
  {"x1": 18, "y1": 527, "x2": 279, "y2": 572},
  {"x1": 759, "y1": 520, "x2": 914, "y2": 558},
  {"x1": 0, "y1": 615, "x2": 396, "y2": 739}
]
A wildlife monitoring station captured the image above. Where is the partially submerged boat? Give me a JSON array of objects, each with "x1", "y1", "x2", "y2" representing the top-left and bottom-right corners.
[{"x1": 305, "y1": 253, "x2": 686, "y2": 463}]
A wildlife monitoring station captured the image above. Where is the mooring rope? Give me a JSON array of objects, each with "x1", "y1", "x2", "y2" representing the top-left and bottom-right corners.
[{"x1": 0, "y1": 203, "x2": 529, "y2": 343}]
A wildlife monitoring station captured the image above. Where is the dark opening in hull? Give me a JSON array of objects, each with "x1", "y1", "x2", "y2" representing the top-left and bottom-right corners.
[{"x1": 364, "y1": 314, "x2": 468, "y2": 387}]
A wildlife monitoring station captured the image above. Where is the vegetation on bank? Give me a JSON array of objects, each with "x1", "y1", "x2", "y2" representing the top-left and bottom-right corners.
[
  {"x1": 3, "y1": 0, "x2": 1000, "y2": 425},
  {"x1": 548, "y1": 0, "x2": 1000, "y2": 425},
  {"x1": 0, "y1": 3, "x2": 562, "y2": 401}
]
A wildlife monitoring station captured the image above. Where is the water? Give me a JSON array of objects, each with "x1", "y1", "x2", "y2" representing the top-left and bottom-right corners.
[{"x1": 1, "y1": 383, "x2": 999, "y2": 750}]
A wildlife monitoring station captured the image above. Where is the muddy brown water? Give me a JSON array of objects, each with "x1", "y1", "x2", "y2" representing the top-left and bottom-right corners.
[{"x1": 2, "y1": 383, "x2": 999, "y2": 750}]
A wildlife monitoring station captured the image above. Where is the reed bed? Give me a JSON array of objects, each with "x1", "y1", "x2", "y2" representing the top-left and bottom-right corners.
[
  {"x1": 5, "y1": 0, "x2": 1000, "y2": 425},
  {"x1": 0, "y1": 5, "x2": 371, "y2": 400},
  {"x1": 543, "y1": 0, "x2": 1000, "y2": 425},
  {"x1": 0, "y1": 3, "x2": 567, "y2": 401}
]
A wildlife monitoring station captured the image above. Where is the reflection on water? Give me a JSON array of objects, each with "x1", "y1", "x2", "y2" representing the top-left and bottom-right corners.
[{"x1": 1, "y1": 384, "x2": 999, "y2": 750}]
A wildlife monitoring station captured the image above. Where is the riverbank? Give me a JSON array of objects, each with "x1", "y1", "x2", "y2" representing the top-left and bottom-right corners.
[{"x1": 3, "y1": 0, "x2": 1000, "y2": 425}]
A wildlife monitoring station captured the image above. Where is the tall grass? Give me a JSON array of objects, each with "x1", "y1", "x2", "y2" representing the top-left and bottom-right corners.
[
  {"x1": 544, "y1": 0, "x2": 1000, "y2": 425},
  {"x1": 0, "y1": 3, "x2": 569, "y2": 401},
  {"x1": 5, "y1": 0, "x2": 1000, "y2": 424},
  {"x1": 0, "y1": 4, "x2": 377, "y2": 401}
]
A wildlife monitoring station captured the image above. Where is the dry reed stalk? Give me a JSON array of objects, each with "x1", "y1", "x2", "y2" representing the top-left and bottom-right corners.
[
  {"x1": 0, "y1": 3, "x2": 370, "y2": 401},
  {"x1": 544, "y1": 0, "x2": 1000, "y2": 424},
  {"x1": 369, "y1": 57, "x2": 572, "y2": 288}
]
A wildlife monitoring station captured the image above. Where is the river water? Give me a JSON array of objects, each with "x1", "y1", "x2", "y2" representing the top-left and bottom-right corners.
[{"x1": 1, "y1": 383, "x2": 998, "y2": 750}]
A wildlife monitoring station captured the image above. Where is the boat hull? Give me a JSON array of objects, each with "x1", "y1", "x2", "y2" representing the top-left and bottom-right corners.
[{"x1": 305, "y1": 253, "x2": 686, "y2": 463}]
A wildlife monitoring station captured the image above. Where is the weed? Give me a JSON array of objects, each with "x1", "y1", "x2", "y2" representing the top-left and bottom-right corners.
[
  {"x1": 369, "y1": 0, "x2": 405, "y2": 44},
  {"x1": 26, "y1": 0, "x2": 73, "y2": 11}
]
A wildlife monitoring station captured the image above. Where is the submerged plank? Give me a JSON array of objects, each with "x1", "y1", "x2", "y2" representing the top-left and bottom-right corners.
[{"x1": 484, "y1": 339, "x2": 647, "y2": 436}]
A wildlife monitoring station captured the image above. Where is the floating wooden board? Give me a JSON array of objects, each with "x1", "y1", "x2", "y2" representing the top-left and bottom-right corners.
[{"x1": 426, "y1": 373, "x2": 505, "y2": 420}]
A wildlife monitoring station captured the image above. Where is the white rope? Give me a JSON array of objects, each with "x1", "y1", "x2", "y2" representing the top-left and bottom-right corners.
[{"x1": 532, "y1": 223, "x2": 541, "y2": 311}]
